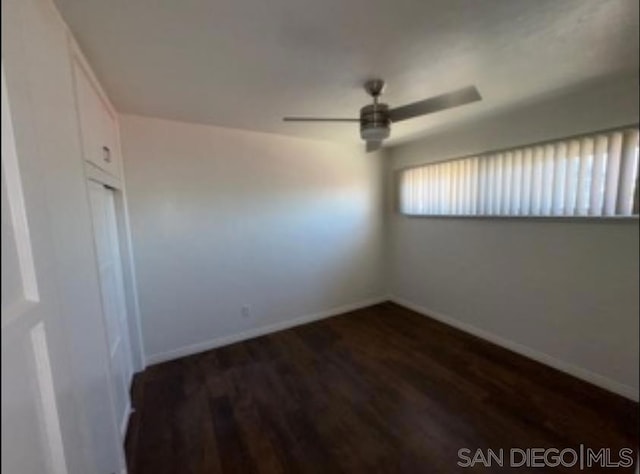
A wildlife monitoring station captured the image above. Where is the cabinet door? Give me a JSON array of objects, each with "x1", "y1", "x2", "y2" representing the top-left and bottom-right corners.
[
  {"x1": 87, "y1": 181, "x2": 133, "y2": 435},
  {"x1": 73, "y1": 61, "x2": 121, "y2": 178},
  {"x1": 100, "y1": 101, "x2": 121, "y2": 177}
]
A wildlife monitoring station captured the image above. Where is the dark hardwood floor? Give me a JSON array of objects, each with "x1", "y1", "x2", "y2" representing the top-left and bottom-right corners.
[{"x1": 125, "y1": 302, "x2": 638, "y2": 473}]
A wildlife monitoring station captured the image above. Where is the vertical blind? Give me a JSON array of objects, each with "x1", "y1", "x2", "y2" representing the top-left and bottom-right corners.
[{"x1": 399, "y1": 128, "x2": 639, "y2": 217}]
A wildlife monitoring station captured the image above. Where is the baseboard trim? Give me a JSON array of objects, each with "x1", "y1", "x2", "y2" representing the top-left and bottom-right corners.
[
  {"x1": 390, "y1": 296, "x2": 639, "y2": 402},
  {"x1": 145, "y1": 296, "x2": 388, "y2": 366}
]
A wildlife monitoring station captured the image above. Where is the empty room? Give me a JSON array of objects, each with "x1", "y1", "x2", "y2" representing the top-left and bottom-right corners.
[{"x1": 1, "y1": 0, "x2": 638, "y2": 473}]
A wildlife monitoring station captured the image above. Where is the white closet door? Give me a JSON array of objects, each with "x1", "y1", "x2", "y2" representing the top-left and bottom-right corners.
[
  {"x1": 87, "y1": 180, "x2": 133, "y2": 434},
  {"x1": 3, "y1": 62, "x2": 74, "y2": 474}
]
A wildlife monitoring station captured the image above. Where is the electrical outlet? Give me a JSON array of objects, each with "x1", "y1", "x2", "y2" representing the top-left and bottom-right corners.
[{"x1": 241, "y1": 305, "x2": 251, "y2": 318}]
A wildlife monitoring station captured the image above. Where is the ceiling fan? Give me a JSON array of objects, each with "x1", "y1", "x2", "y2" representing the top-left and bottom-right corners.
[{"x1": 283, "y1": 80, "x2": 481, "y2": 152}]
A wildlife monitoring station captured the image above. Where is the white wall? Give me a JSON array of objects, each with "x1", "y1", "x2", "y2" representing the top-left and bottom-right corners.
[
  {"x1": 120, "y1": 115, "x2": 386, "y2": 363},
  {"x1": 387, "y1": 72, "x2": 639, "y2": 400}
]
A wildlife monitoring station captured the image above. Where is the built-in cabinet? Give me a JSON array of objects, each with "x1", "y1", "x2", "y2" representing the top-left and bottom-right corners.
[
  {"x1": 73, "y1": 58, "x2": 122, "y2": 179},
  {"x1": 72, "y1": 50, "x2": 136, "y2": 427},
  {"x1": 71, "y1": 42, "x2": 140, "y2": 453}
]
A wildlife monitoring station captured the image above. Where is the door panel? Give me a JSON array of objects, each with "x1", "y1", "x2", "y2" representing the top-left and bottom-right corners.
[
  {"x1": 1, "y1": 160, "x2": 23, "y2": 310},
  {"x1": 2, "y1": 62, "x2": 70, "y2": 474},
  {"x1": 87, "y1": 181, "x2": 134, "y2": 434},
  {"x1": 2, "y1": 320, "x2": 52, "y2": 474},
  {"x1": 104, "y1": 188, "x2": 134, "y2": 390}
]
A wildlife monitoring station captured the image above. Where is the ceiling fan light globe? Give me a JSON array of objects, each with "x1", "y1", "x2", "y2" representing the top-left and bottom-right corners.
[{"x1": 360, "y1": 125, "x2": 390, "y2": 141}]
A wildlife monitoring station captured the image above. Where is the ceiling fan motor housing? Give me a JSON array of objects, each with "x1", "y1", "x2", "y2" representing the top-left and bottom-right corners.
[{"x1": 360, "y1": 103, "x2": 391, "y2": 141}]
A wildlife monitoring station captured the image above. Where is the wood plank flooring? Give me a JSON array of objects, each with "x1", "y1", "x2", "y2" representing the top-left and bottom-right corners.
[{"x1": 125, "y1": 302, "x2": 638, "y2": 473}]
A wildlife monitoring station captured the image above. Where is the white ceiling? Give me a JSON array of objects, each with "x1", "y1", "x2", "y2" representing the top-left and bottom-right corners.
[{"x1": 54, "y1": 0, "x2": 638, "y2": 146}]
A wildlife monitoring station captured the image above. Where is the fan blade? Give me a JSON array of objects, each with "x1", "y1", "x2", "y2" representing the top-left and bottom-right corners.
[
  {"x1": 389, "y1": 86, "x2": 481, "y2": 123},
  {"x1": 283, "y1": 117, "x2": 359, "y2": 122},
  {"x1": 366, "y1": 140, "x2": 382, "y2": 153}
]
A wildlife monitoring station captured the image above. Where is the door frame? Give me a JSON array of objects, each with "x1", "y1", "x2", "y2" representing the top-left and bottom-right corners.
[{"x1": 84, "y1": 164, "x2": 144, "y2": 437}]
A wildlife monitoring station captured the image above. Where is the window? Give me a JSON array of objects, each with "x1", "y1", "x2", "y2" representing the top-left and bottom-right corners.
[{"x1": 399, "y1": 128, "x2": 639, "y2": 217}]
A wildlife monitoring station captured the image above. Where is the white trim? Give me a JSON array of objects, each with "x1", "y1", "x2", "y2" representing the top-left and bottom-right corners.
[
  {"x1": 119, "y1": 401, "x2": 131, "y2": 439},
  {"x1": 30, "y1": 323, "x2": 69, "y2": 474},
  {"x1": 119, "y1": 369, "x2": 135, "y2": 439},
  {"x1": 390, "y1": 296, "x2": 639, "y2": 402},
  {"x1": 2, "y1": 62, "x2": 39, "y2": 303},
  {"x1": 146, "y1": 296, "x2": 387, "y2": 365}
]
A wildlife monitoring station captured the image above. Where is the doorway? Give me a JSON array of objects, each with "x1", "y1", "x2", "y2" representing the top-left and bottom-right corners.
[{"x1": 87, "y1": 180, "x2": 134, "y2": 434}]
